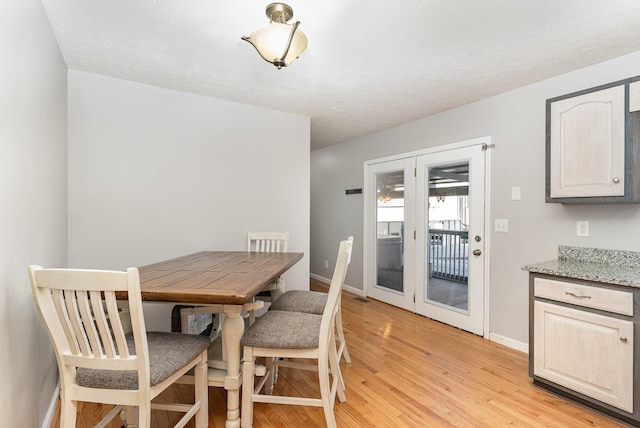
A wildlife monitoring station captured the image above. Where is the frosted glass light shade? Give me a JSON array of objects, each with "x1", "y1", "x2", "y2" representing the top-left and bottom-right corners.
[{"x1": 243, "y1": 21, "x2": 307, "y2": 69}]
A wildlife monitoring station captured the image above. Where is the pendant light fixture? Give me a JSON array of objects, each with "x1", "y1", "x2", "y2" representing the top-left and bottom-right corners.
[{"x1": 241, "y1": 3, "x2": 308, "y2": 69}]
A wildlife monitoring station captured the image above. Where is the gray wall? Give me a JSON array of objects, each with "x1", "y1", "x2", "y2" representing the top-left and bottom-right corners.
[
  {"x1": 311, "y1": 50, "x2": 640, "y2": 348},
  {"x1": 68, "y1": 70, "x2": 311, "y2": 330},
  {"x1": 0, "y1": 1, "x2": 68, "y2": 426}
]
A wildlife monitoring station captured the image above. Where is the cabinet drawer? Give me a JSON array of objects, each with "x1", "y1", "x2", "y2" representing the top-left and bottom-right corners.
[{"x1": 534, "y1": 278, "x2": 633, "y2": 316}]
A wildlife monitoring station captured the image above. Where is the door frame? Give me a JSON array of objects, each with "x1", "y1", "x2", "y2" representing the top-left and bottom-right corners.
[{"x1": 363, "y1": 137, "x2": 492, "y2": 339}]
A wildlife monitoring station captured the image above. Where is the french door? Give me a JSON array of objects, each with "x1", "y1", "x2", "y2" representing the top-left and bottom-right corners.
[
  {"x1": 365, "y1": 158, "x2": 416, "y2": 311},
  {"x1": 414, "y1": 145, "x2": 486, "y2": 335},
  {"x1": 364, "y1": 139, "x2": 489, "y2": 336}
]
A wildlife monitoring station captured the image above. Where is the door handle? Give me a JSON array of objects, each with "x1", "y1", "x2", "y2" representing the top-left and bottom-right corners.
[{"x1": 473, "y1": 249, "x2": 481, "y2": 256}]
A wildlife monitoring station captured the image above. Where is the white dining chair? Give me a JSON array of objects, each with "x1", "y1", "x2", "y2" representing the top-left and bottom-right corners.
[
  {"x1": 240, "y1": 238, "x2": 352, "y2": 428},
  {"x1": 269, "y1": 236, "x2": 354, "y2": 372},
  {"x1": 248, "y1": 231, "x2": 290, "y2": 302},
  {"x1": 29, "y1": 265, "x2": 210, "y2": 428}
]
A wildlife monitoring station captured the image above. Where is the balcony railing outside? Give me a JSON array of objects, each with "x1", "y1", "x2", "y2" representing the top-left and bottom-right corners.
[
  {"x1": 376, "y1": 220, "x2": 469, "y2": 284},
  {"x1": 428, "y1": 221, "x2": 468, "y2": 283}
]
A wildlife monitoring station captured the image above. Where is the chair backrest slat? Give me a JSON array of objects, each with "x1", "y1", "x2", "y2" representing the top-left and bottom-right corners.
[
  {"x1": 259, "y1": 239, "x2": 278, "y2": 252},
  {"x1": 104, "y1": 291, "x2": 130, "y2": 358},
  {"x1": 52, "y1": 288, "x2": 82, "y2": 355},
  {"x1": 76, "y1": 290, "x2": 103, "y2": 357},
  {"x1": 88, "y1": 291, "x2": 110, "y2": 358},
  {"x1": 248, "y1": 232, "x2": 289, "y2": 253},
  {"x1": 64, "y1": 289, "x2": 93, "y2": 356}
]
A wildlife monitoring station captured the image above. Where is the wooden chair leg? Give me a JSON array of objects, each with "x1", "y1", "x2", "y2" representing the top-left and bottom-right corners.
[
  {"x1": 264, "y1": 357, "x2": 277, "y2": 394},
  {"x1": 124, "y1": 405, "x2": 138, "y2": 427},
  {"x1": 60, "y1": 396, "x2": 77, "y2": 428},
  {"x1": 336, "y1": 305, "x2": 351, "y2": 364},
  {"x1": 318, "y1": 352, "x2": 338, "y2": 428},
  {"x1": 138, "y1": 400, "x2": 151, "y2": 428},
  {"x1": 195, "y1": 351, "x2": 208, "y2": 428},
  {"x1": 241, "y1": 348, "x2": 255, "y2": 428},
  {"x1": 329, "y1": 338, "x2": 346, "y2": 403}
]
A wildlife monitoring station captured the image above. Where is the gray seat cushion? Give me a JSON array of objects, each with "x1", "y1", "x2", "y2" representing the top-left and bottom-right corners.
[
  {"x1": 241, "y1": 310, "x2": 322, "y2": 349},
  {"x1": 76, "y1": 332, "x2": 210, "y2": 390},
  {"x1": 269, "y1": 290, "x2": 327, "y2": 315}
]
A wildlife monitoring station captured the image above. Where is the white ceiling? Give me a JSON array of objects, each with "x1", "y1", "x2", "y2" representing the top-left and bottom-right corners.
[{"x1": 42, "y1": 0, "x2": 640, "y2": 150}]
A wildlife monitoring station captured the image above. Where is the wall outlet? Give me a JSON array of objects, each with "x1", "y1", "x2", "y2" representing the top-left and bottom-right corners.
[
  {"x1": 324, "y1": 260, "x2": 329, "y2": 268},
  {"x1": 577, "y1": 221, "x2": 590, "y2": 237}
]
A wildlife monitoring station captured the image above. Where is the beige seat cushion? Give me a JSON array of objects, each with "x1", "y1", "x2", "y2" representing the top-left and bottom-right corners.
[
  {"x1": 76, "y1": 332, "x2": 210, "y2": 390},
  {"x1": 269, "y1": 290, "x2": 327, "y2": 315},
  {"x1": 241, "y1": 310, "x2": 322, "y2": 349}
]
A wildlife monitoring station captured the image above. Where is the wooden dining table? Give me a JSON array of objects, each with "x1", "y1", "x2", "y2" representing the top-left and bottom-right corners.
[{"x1": 133, "y1": 250, "x2": 304, "y2": 428}]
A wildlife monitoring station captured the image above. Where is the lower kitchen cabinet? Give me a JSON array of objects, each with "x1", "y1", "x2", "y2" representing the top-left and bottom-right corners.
[
  {"x1": 529, "y1": 274, "x2": 640, "y2": 425},
  {"x1": 534, "y1": 300, "x2": 633, "y2": 412}
]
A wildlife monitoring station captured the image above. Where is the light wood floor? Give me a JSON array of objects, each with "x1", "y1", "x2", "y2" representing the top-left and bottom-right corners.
[{"x1": 50, "y1": 278, "x2": 626, "y2": 427}]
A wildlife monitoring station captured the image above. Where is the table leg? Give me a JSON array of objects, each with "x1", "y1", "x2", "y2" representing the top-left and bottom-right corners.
[
  {"x1": 222, "y1": 309, "x2": 245, "y2": 428},
  {"x1": 270, "y1": 276, "x2": 285, "y2": 302}
]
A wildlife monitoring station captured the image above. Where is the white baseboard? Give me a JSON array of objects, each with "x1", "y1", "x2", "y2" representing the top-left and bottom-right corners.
[
  {"x1": 310, "y1": 273, "x2": 364, "y2": 296},
  {"x1": 489, "y1": 332, "x2": 529, "y2": 354},
  {"x1": 310, "y1": 274, "x2": 527, "y2": 353},
  {"x1": 309, "y1": 272, "x2": 328, "y2": 284},
  {"x1": 343, "y1": 283, "x2": 364, "y2": 296},
  {"x1": 42, "y1": 384, "x2": 59, "y2": 428}
]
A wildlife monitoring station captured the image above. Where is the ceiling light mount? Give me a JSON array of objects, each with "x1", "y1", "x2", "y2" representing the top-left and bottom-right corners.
[
  {"x1": 265, "y1": 2, "x2": 293, "y2": 24},
  {"x1": 242, "y1": 2, "x2": 308, "y2": 69}
]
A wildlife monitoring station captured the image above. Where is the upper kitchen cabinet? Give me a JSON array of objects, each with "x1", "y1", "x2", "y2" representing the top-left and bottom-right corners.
[{"x1": 546, "y1": 77, "x2": 640, "y2": 203}]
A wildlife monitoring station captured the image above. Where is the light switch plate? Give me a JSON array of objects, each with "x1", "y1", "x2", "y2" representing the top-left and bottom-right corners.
[
  {"x1": 495, "y1": 219, "x2": 509, "y2": 233},
  {"x1": 511, "y1": 187, "x2": 521, "y2": 201}
]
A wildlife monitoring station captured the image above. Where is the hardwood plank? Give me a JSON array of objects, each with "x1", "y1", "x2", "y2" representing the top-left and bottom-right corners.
[{"x1": 50, "y1": 278, "x2": 627, "y2": 427}]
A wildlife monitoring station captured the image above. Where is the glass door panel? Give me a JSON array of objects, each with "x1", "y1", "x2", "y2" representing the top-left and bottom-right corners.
[
  {"x1": 365, "y1": 157, "x2": 415, "y2": 311},
  {"x1": 376, "y1": 170, "x2": 405, "y2": 293},
  {"x1": 426, "y1": 162, "x2": 470, "y2": 311}
]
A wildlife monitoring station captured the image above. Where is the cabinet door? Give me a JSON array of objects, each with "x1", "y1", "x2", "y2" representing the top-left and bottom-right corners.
[
  {"x1": 548, "y1": 84, "x2": 625, "y2": 198},
  {"x1": 534, "y1": 301, "x2": 633, "y2": 412}
]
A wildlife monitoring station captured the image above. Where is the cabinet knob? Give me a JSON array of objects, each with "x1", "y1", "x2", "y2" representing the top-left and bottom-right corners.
[
  {"x1": 620, "y1": 336, "x2": 628, "y2": 343},
  {"x1": 613, "y1": 177, "x2": 620, "y2": 184}
]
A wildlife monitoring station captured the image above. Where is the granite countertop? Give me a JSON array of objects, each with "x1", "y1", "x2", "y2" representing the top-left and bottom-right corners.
[{"x1": 522, "y1": 246, "x2": 640, "y2": 288}]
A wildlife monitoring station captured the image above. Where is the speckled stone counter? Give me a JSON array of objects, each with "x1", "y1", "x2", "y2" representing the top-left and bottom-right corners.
[{"x1": 522, "y1": 245, "x2": 640, "y2": 288}]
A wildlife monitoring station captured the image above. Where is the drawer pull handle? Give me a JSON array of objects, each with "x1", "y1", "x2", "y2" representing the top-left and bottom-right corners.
[
  {"x1": 620, "y1": 336, "x2": 628, "y2": 343},
  {"x1": 565, "y1": 291, "x2": 591, "y2": 299}
]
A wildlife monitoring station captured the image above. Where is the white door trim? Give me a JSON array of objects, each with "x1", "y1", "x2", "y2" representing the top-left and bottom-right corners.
[{"x1": 482, "y1": 142, "x2": 492, "y2": 339}]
